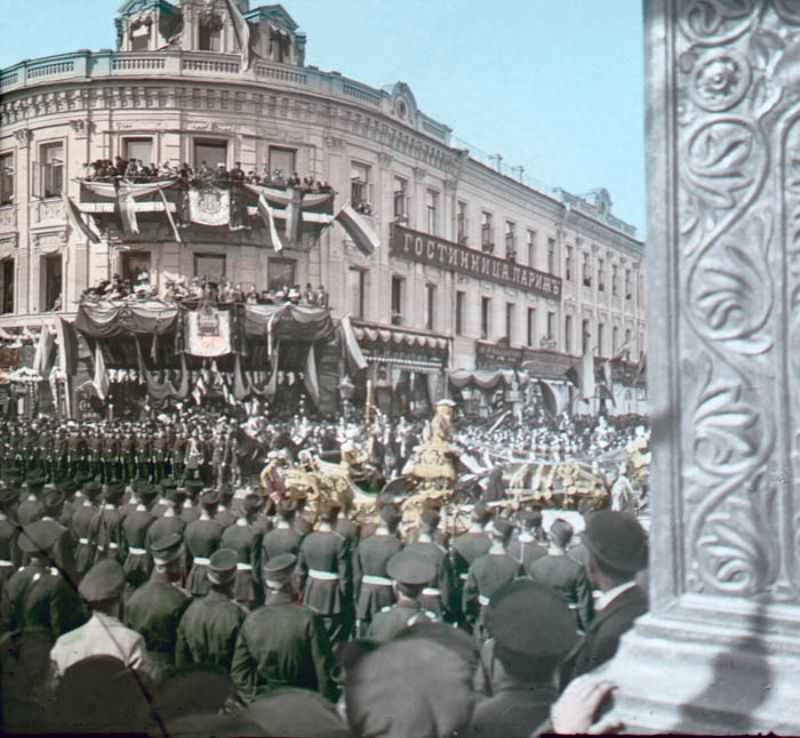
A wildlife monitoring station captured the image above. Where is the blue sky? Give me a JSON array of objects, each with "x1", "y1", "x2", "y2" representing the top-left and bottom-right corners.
[{"x1": 0, "y1": 0, "x2": 646, "y2": 235}]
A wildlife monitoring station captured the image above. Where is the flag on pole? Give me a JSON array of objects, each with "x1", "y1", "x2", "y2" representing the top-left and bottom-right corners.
[
  {"x1": 580, "y1": 350, "x2": 596, "y2": 401},
  {"x1": 340, "y1": 314, "x2": 368, "y2": 371},
  {"x1": 304, "y1": 345, "x2": 320, "y2": 407},
  {"x1": 563, "y1": 365, "x2": 580, "y2": 388},
  {"x1": 33, "y1": 326, "x2": 55, "y2": 377},
  {"x1": 64, "y1": 195, "x2": 102, "y2": 245},
  {"x1": 257, "y1": 193, "x2": 284, "y2": 253},
  {"x1": 159, "y1": 188, "x2": 183, "y2": 244},
  {"x1": 536, "y1": 380, "x2": 559, "y2": 416},
  {"x1": 93, "y1": 343, "x2": 109, "y2": 401},
  {"x1": 266, "y1": 342, "x2": 280, "y2": 398},
  {"x1": 334, "y1": 204, "x2": 380, "y2": 256},
  {"x1": 224, "y1": 0, "x2": 253, "y2": 71},
  {"x1": 233, "y1": 352, "x2": 251, "y2": 401}
]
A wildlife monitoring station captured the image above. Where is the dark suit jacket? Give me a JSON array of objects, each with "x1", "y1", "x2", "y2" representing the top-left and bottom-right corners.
[{"x1": 559, "y1": 583, "x2": 647, "y2": 689}]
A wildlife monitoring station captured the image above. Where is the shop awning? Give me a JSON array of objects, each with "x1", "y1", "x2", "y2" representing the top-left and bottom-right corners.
[
  {"x1": 449, "y1": 368, "x2": 528, "y2": 391},
  {"x1": 353, "y1": 324, "x2": 449, "y2": 351}
]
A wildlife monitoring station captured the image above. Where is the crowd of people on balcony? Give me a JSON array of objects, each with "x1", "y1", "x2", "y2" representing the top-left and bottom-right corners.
[{"x1": 83, "y1": 158, "x2": 334, "y2": 194}]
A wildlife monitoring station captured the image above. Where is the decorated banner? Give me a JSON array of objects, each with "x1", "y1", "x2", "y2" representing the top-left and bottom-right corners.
[
  {"x1": 188, "y1": 186, "x2": 231, "y2": 227},
  {"x1": 184, "y1": 306, "x2": 232, "y2": 357}
]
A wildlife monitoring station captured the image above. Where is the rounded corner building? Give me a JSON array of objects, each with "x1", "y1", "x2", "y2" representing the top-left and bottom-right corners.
[{"x1": 0, "y1": 0, "x2": 647, "y2": 418}]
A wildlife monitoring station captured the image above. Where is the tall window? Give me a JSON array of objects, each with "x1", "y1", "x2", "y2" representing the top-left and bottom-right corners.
[
  {"x1": 582, "y1": 252, "x2": 592, "y2": 287},
  {"x1": 624, "y1": 328, "x2": 632, "y2": 352},
  {"x1": 456, "y1": 201, "x2": 468, "y2": 244},
  {"x1": 394, "y1": 177, "x2": 408, "y2": 220},
  {"x1": 425, "y1": 283, "x2": 437, "y2": 330},
  {"x1": 42, "y1": 254, "x2": 62, "y2": 312},
  {"x1": 505, "y1": 221, "x2": 516, "y2": 260},
  {"x1": 527, "y1": 230, "x2": 537, "y2": 268},
  {"x1": 121, "y1": 252, "x2": 151, "y2": 285},
  {"x1": 625, "y1": 268, "x2": 632, "y2": 299},
  {"x1": 456, "y1": 291, "x2": 466, "y2": 335},
  {"x1": 0, "y1": 153, "x2": 13, "y2": 206},
  {"x1": 130, "y1": 19, "x2": 152, "y2": 51},
  {"x1": 598, "y1": 322, "x2": 605, "y2": 357},
  {"x1": 481, "y1": 212, "x2": 494, "y2": 252},
  {"x1": 612, "y1": 326, "x2": 620, "y2": 355},
  {"x1": 351, "y1": 162, "x2": 372, "y2": 210},
  {"x1": 124, "y1": 138, "x2": 153, "y2": 167},
  {"x1": 481, "y1": 297, "x2": 491, "y2": 340},
  {"x1": 565, "y1": 245, "x2": 573, "y2": 281},
  {"x1": 40, "y1": 142, "x2": 64, "y2": 198},
  {"x1": 505, "y1": 303, "x2": 515, "y2": 343},
  {"x1": 638, "y1": 272, "x2": 643, "y2": 306},
  {"x1": 426, "y1": 189, "x2": 439, "y2": 235},
  {"x1": 1, "y1": 259, "x2": 13, "y2": 314},
  {"x1": 527, "y1": 308, "x2": 536, "y2": 347},
  {"x1": 198, "y1": 13, "x2": 223, "y2": 51},
  {"x1": 598, "y1": 258, "x2": 606, "y2": 291},
  {"x1": 267, "y1": 258, "x2": 296, "y2": 292},
  {"x1": 547, "y1": 237, "x2": 556, "y2": 274},
  {"x1": 194, "y1": 140, "x2": 227, "y2": 170},
  {"x1": 391, "y1": 275, "x2": 404, "y2": 325},
  {"x1": 639, "y1": 330, "x2": 645, "y2": 354},
  {"x1": 269, "y1": 147, "x2": 296, "y2": 178},
  {"x1": 547, "y1": 311, "x2": 556, "y2": 341},
  {"x1": 348, "y1": 268, "x2": 366, "y2": 319},
  {"x1": 582, "y1": 319, "x2": 590, "y2": 355},
  {"x1": 194, "y1": 254, "x2": 226, "y2": 281},
  {"x1": 565, "y1": 315, "x2": 573, "y2": 354},
  {"x1": 612, "y1": 264, "x2": 619, "y2": 296}
]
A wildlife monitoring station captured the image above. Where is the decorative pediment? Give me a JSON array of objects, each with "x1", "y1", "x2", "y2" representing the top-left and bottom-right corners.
[
  {"x1": 383, "y1": 81, "x2": 418, "y2": 126},
  {"x1": 245, "y1": 4, "x2": 299, "y2": 32},
  {"x1": 117, "y1": 0, "x2": 171, "y2": 18}
]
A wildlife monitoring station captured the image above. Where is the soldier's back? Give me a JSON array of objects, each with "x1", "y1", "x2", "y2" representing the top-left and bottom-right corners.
[{"x1": 262, "y1": 526, "x2": 301, "y2": 561}]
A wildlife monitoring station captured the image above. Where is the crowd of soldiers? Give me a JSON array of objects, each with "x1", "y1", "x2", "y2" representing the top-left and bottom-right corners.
[{"x1": 0, "y1": 407, "x2": 649, "y2": 735}]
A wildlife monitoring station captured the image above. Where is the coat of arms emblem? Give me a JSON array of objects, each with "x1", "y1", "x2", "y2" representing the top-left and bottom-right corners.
[{"x1": 188, "y1": 186, "x2": 231, "y2": 227}]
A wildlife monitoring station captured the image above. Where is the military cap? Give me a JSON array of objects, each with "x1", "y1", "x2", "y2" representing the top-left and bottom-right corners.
[
  {"x1": 218, "y1": 485, "x2": 234, "y2": 499},
  {"x1": 583, "y1": 510, "x2": 647, "y2": 575},
  {"x1": 241, "y1": 493, "x2": 263, "y2": 515},
  {"x1": 58, "y1": 480, "x2": 79, "y2": 495},
  {"x1": 490, "y1": 516, "x2": 515, "y2": 540},
  {"x1": 208, "y1": 548, "x2": 237, "y2": 585},
  {"x1": 420, "y1": 508, "x2": 440, "y2": 529},
  {"x1": 185, "y1": 479, "x2": 205, "y2": 494},
  {"x1": 159, "y1": 478, "x2": 178, "y2": 491},
  {"x1": 23, "y1": 476, "x2": 46, "y2": 492},
  {"x1": 165, "y1": 486, "x2": 187, "y2": 503},
  {"x1": 486, "y1": 579, "x2": 579, "y2": 661},
  {"x1": 17, "y1": 520, "x2": 60, "y2": 554},
  {"x1": 386, "y1": 550, "x2": 436, "y2": 586},
  {"x1": 42, "y1": 485, "x2": 65, "y2": 512},
  {"x1": 130, "y1": 479, "x2": 149, "y2": 494},
  {"x1": 379, "y1": 504, "x2": 402, "y2": 527},
  {"x1": 200, "y1": 489, "x2": 219, "y2": 507},
  {"x1": 277, "y1": 498, "x2": 297, "y2": 517},
  {"x1": 519, "y1": 509, "x2": 543, "y2": 527},
  {"x1": 0, "y1": 485, "x2": 19, "y2": 507},
  {"x1": 138, "y1": 484, "x2": 159, "y2": 501},
  {"x1": 263, "y1": 552, "x2": 297, "y2": 584},
  {"x1": 79, "y1": 559, "x2": 126, "y2": 603},
  {"x1": 82, "y1": 481, "x2": 103, "y2": 500},
  {"x1": 103, "y1": 482, "x2": 125, "y2": 503},
  {"x1": 319, "y1": 500, "x2": 341, "y2": 519},
  {"x1": 151, "y1": 532, "x2": 184, "y2": 565}
]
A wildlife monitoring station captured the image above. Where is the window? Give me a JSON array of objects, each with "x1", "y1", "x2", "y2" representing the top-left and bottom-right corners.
[
  {"x1": 481, "y1": 297, "x2": 491, "y2": 340},
  {"x1": 394, "y1": 177, "x2": 408, "y2": 220},
  {"x1": 123, "y1": 138, "x2": 153, "y2": 167},
  {"x1": 625, "y1": 328, "x2": 632, "y2": 351},
  {"x1": 349, "y1": 268, "x2": 367, "y2": 319},
  {"x1": 582, "y1": 319, "x2": 590, "y2": 355},
  {"x1": 625, "y1": 269, "x2": 632, "y2": 300},
  {"x1": 268, "y1": 147, "x2": 297, "y2": 179},
  {"x1": 121, "y1": 252, "x2": 151, "y2": 285},
  {"x1": 612, "y1": 326, "x2": 620, "y2": 355},
  {"x1": 425, "y1": 283, "x2": 437, "y2": 330},
  {"x1": 351, "y1": 162, "x2": 372, "y2": 210},
  {"x1": 457, "y1": 201, "x2": 468, "y2": 244},
  {"x1": 268, "y1": 258, "x2": 296, "y2": 292},
  {"x1": 598, "y1": 258, "x2": 605, "y2": 291},
  {"x1": 391, "y1": 275, "x2": 404, "y2": 325},
  {"x1": 527, "y1": 308, "x2": 536, "y2": 347},
  {"x1": 565, "y1": 245, "x2": 574, "y2": 281},
  {"x1": 565, "y1": 315, "x2": 573, "y2": 354},
  {"x1": 194, "y1": 254, "x2": 226, "y2": 281},
  {"x1": 638, "y1": 272, "x2": 643, "y2": 306},
  {"x1": 194, "y1": 140, "x2": 228, "y2": 170},
  {"x1": 1, "y1": 259, "x2": 13, "y2": 314},
  {"x1": 481, "y1": 212, "x2": 494, "y2": 252},
  {"x1": 547, "y1": 237, "x2": 556, "y2": 274},
  {"x1": 639, "y1": 330, "x2": 645, "y2": 353},
  {"x1": 130, "y1": 20, "x2": 152, "y2": 51},
  {"x1": 198, "y1": 14, "x2": 223, "y2": 51},
  {"x1": 612, "y1": 264, "x2": 619, "y2": 296},
  {"x1": 527, "y1": 230, "x2": 537, "y2": 268},
  {"x1": 598, "y1": 322, "x2": 605, "y2": 357},
  {"x1": 547, "y1": 311, "x2": 556, "y2": 341},
  {"x1": 40, "y1": 142, "x2": 64, "y2": 198},
  {"x1": 456, "y1": 291, "x2": 466, "y2": 335},
  {"x1": 426, "y1": 189, "x2": 439, "y2": 235},
  {"x1": 505, "y1": 221, "x2": 516, "y2": 260},
  {"x1": 505, "y1": 303, "x2": 515, "y2": 343},
  {"x1": 582, "y1": 252, "x2": 592, "y2": 287},
  {"x1": 42, "y1": 254, "x2": 62, "y2": 312},
  {"x1": 0, "y1": 153, "x2": 13, "y2": 205}
]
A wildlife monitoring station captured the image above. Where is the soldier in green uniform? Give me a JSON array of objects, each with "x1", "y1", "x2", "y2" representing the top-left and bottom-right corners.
[
  {"x1": 462, "y1": 517, "x2": 522, "y2": 639},
  {"x1": 366, "y1": 550, "x2": 438, "y2": 642},
  {"x1": 36, "y1": 486, "x2": 78, "y2": 582},
  {"x1": 297, "y1": 501, "x2": 352, "y2": 646},
  {"x1": 231, "y1": 553, "x2": 337, "y2": 704},
  {"x1": 508, "y1": 509, "x2": 548, "y2": 570},
  {"x1": 90, "y1": 482, "x2": 126, "y2": 564},
  {"x1": 214, "y1": 485, "x2": 238, "y2": 530},
  {"x1": 180, "y1": 479, "x2": 203, "y2": 525},
  {"x1": 262, "y1": 499, "x2": 302, "y2": 564},
  {"x1": 66, "y1": 424, "x2": 84, "y2": 479},
  {"x1": 221, "y1": 493, "x2": 263, "y2": 610},
  {"x1": 175, "y1": 548, "x2": 246, "y2": 673},
  {"x1": 353, "y1": 504, "x2": 403, "y2": 636},
  {"x1": 185, "y1": 489, "x2": 224, "y2": 597},
  {"x1": 121, "y1": 483, "x2": 158, "y2": 596},
  {"x1": 152, "y1": 429, "x2": 168, "y2": 484},
  {"x1": 125, "y1": 532, "x2": 191, "y2": 682},
  {"x1": 17, "y1": 476, "x2": 45, "y2": 525},
  {"x1": 0, "y1": 484, "x2": 21, "y2": 591},
  {"x1": 450, "y1": 502, "x2": 493, "y2": 623},
  {"x1": 146, "y1": 486, "x2": 187, "y2": 550}
]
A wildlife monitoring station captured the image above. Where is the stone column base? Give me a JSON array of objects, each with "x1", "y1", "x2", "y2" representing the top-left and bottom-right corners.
[{"x1": 599, "y1": 613, "x2": 800, "y2": 734}]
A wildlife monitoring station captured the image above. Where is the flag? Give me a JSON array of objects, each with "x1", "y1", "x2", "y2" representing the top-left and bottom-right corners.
[
  {"x1": 257, "y1": 193, "x2": 284, "y2": 253},
  {"x1": 81, "y1": 178, "x2": 175, "y2": 237},
  {"x1": 64, "y1": 195, "x2": 102, "y2": 245},
  {"x1": 335, "y1": 204, "x2": 380, "y2": 256},
  {"x1": 93, "y1": 343, "x2": 109, "y2": 401},
  {"x1": 581, "y1": 351, "x2": 596, "y2": 401},
  {"x1": 175, "y1": 352, "x2": 190, "y2": 400},
  {"x1": 159, "y1": 188, "x2": 182, "y2": 244},
  {"x1": 635, "y1": 352, "x2": 647, "y2": 383},
  {"x1": 192, "y1": 369, "x2": 207, "y2": 406},
  {"x1": 304, "y1": 345, "x2": 320, "y2": 407},
  {"x1": 340, "y1": 314, "x2": 368, "y2": 371},
  {"x1": 33, "y1": 326, "x2": 55, "y2": 377},
  {"x1": 233, "y1": 351, "x2": 250, "y2": 401},
  {"x1": 564, "y1": 365, "x2": 580, "y2": 388},
  {"x1": 55, "y1": 318, "x2": 78, "y2": 376},
  {"x1": 224, "y1": 0, "x2": 253, "y2": 71},
  {"x1": 613, "y1": 339, "x2": 633, "y2": 360},
  {"x1": 536, "y1": 380, "x2": 558, "y2": 416},
  {"x1": 266, "y1": 342, "x2": 280, "y2": 398}
]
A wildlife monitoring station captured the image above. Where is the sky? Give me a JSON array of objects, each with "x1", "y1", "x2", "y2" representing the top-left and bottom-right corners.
[{"x1": 0, "y1": 0, "x2": 646, "y2": 236}]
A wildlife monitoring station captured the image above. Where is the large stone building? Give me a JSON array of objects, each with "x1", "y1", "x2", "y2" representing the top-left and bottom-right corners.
[{"x1": 0, "y1": 0, "x2": 646, "y2": 414}]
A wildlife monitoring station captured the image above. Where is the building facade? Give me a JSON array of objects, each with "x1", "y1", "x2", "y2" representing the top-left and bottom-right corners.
[{"x1": 0, "y1": 0, "x2": 647, "y2": 414}]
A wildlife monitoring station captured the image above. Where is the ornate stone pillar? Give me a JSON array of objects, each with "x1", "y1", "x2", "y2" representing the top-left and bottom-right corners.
[{"x1": 603, "y1": 1, "x2": 800, "y2": 732}]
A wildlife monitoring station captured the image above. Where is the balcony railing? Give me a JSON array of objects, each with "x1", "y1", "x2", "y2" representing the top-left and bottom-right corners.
[{"x1": 0, "y1": 50, "x2": 451, "y2": 145}]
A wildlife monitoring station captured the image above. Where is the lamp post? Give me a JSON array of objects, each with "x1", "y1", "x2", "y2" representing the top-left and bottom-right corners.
[{"x1": 338, "y1": 374, "x2": 354, "y2": 420}]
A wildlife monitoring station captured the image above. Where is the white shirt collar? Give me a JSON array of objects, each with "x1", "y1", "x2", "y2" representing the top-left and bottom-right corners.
[{"x1": 595, "y1": 580, "x2": 638, "y2": 611}]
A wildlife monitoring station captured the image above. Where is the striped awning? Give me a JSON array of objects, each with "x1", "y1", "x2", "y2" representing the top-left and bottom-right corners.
[{"x1": 353, "y1": 325, "x2": 448, "y2": 351}]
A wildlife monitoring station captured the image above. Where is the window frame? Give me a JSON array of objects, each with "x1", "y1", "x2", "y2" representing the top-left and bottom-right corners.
[
  {"x1": 0, "y1": 257, "x2": 13, "y2": 315},
  {"x1": 350, "y1": 161, "x2": 372, "y2": 209},
  {"x1": 268, "y1": 257, "x2": 297, "y2": 292},
  {"x1": 268, "y1": 146, "x2": 297, "y2": 179},
  {"x1": 193, "y1": 138, "x2": 229, "y2": 171},
  {"x1": 505, "y1": 302, "x2": 515, "y2": 343},
  {"x1": 565, "y1": 315, "x2": 573, "y2": 354},
  {"x1": 39, "y1": 141, "x2": 65, "y2": 199},
  {"x1": 456, "y1": 201, "x2": 468, "y2": 244},
  {"x1": 481, "y1": 296, "x2": 491, "y2": 340},
  {"x1": 0, "y1": 152, "x2": 13, "y2": 206},
  {"x1": 455, "y1": 290, "x2": 466, "y2": 336},
  {"x1": 391, "y1": 275, "x2": 405, "y2": 326},
  {"x1": 425, "y1": 282, "x2": 437, "y2": 330},
  {"x1": 349, "y1": 267, "x2": 367, "y2": 320},
  {"x1": 426, "y1": 189, "x2": 439, "y2": 236},
  {"x1": 193, "y1": 253, "x2": 227, "y2": 281},
  {"x1": 527, "y1": 229, "x2": 537, "y2": 268},
  {"x1": 527, "y1": 307, "x2": 536, "y2": 347}
]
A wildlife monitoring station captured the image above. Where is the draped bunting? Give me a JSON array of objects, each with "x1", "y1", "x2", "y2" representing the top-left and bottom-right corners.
[
  {"x1": 75, "y1": 300, "x2": 180, "y2": 338},
  {"x1": 80, "y1": 178, "x2": 176, "y2": 236},
  {"x1": 242, "y1": 304, "x2": 335, "y2": 343},
  {"x1": 448, "y1": 369, "x2": 528, "y2": 391}
]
